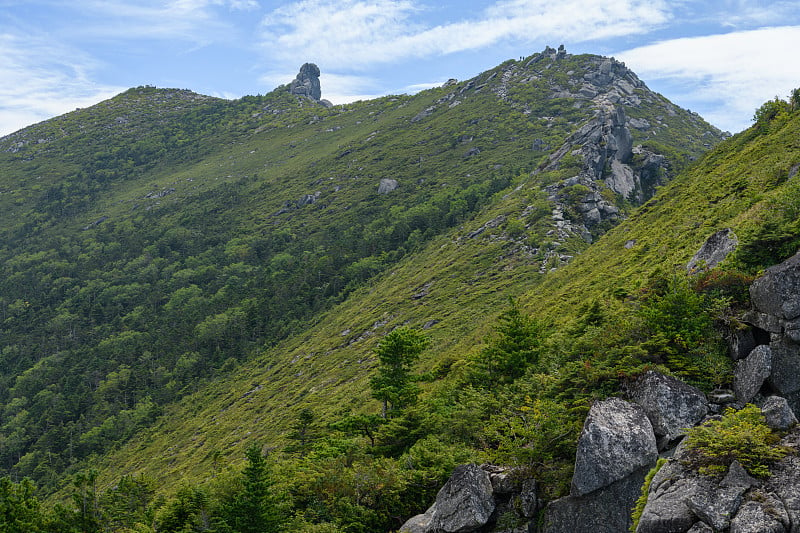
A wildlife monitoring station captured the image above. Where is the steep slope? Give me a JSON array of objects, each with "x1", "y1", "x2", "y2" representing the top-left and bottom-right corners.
[
  {"x1": 94, "y1": 94, "x2": 799, "y2": 489},
  {"x1": 0, "y1": 48, "x2": 724, "y2": 498}
]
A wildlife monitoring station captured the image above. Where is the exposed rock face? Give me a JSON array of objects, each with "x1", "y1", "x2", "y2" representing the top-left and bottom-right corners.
[
  {"x1": 687, "y1": 228, "x2": 739, "y2": 272},
  {"x1": 636, "y1": 457, "x2": 756, "y2": 533},
  {"x1": 544, "y1": 466, "x2": 649, "y2": 533},
  {"x1": 543, "y1": 103, "x2": 634, "y2": 196},
  {"x1": 536, "y1": 102, "x2": 673, "y2": 245},
  {"x1": 628, "y1": 370, "x2": 708, "y2": 449},
  {"x1": 289, "y1": 63, "x2": 322, "y2": 101},
  {"x1": 571, "y1": 397, "x2": 658, "y2": 496}
]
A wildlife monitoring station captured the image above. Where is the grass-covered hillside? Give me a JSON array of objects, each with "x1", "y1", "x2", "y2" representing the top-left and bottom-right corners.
[{"x1": 0, "y1": 47, "x2": 768, "y2": 531}]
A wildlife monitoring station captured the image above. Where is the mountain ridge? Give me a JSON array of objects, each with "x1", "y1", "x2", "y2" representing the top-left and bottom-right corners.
[{"x1": 0, "y1": 47, "x2": 764, "y2": 531}]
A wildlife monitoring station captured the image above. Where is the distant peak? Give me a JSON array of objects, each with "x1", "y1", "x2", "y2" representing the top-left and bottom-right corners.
[{"x1": 289, "y1": 62, "x2": 322, "y2": 102}]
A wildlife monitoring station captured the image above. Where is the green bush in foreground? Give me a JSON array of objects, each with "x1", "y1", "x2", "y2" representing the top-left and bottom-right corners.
[{"x1": 683, "y1": 404, "x2": 788, "y2": 477}]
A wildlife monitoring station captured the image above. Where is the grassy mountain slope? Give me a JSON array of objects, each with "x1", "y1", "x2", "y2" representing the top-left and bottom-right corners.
[
  {"x1": 0, "y1": 48, "x2": 728, "y2": 503},
  {"x1": 82, "y1": 102, "x2": 800, "y2": 511}
]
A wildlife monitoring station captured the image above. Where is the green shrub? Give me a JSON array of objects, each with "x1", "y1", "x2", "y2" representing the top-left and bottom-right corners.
[
  {"x1": 683, "y1": 405, "x2": 788, "y2": 477},
  {"x1": 630, "y1": 458, "x2": 666, "y2": 532}
]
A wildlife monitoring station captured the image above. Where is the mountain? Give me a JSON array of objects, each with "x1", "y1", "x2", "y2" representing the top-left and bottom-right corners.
[{"x1": 6, "y1": 46, "x2": 791, "y2": 531}]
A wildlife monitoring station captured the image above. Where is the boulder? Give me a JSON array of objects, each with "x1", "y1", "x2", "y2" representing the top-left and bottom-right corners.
[
  {"x1": 400, "y1": 505, "x2": 435, "y2": 533},
  {"x1": 767, "y1": 334, "x2": 800, "y2": 397},
  {"x1": 636, "y1": 459, "x2": 710, "y2": 533},
  {"x1": 730, "y1": 496, "x2": 788, "y2": 533},
  {"x1": 571, "y1": 397, "x2": 658, "y2": 496},
  {"x1": 734, "y1": 345, "x2": 772, "y2": 405},
  {"x1": 761, "y1": 396, "x2": 798, "y2": 430},
  {"x1": 430, "y1": 464, "x2": 495, "y2": 532},
  {"x1": 377, "y1": 178, "x2": 399, "y2": 194},
  {"x1": 750, "y1": 251, "x2": 800, "y2": 321},
  {"x1": 637, "y1": 457, "x2": 750, "y2": 532},
  {"x1": 517, "y1": 478, "x2": 538, "y2": 518},
  {"x1": 686, "y1": 480, "x2": 747, "y2": 530},
  {"x1": 544, "y1": 466, "x2": 649, "y2": 533},
  {"x1": 628, "y1": 370, "x2": 708, "y2": 448},
  {"x1": 686, "y1": 229, "x2": 738, "y2": 272}
]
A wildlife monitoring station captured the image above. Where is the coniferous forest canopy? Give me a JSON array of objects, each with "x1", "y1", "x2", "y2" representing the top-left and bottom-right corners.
[{"x1": 0, "y1": 48, "x2": 799, "y2": 531}]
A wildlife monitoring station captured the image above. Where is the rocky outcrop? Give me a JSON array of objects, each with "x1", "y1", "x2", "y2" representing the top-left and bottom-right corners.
[
  {"x1": 628, "y1": 370, "x2": 708, "y2": 450},
  {"x1": 536, "y1": 103, "x2": 673, "y2": 246},
  {"x1": 430, "y1": 464, "x2": 495, "y2": 532},
  {"x1": 289, "y1": 63, "x2": 323, "y2": 101},
  {"x1": 636, "y1": 428, "x2": 800, "y2": 533},
  {"x1": 743, "y1": 250, "x2": 800, "y2": 413},
  {"x1": 544, "y1": 466, "x2": 650, "y2": 533},
  {"x1": 571, "y1": 397, "x2": 658, "y2": 496},
  {"x1": 399, "y1": 464, "x2": 537, "y2": 533}
]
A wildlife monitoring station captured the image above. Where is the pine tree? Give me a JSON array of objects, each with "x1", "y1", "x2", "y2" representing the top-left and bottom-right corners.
[
  {"x1": 218, "y1": 444, "x2": 282, "y2": 533},
  {"x1": 369, "y1": 327, "x2": 429, "y2": 418}
]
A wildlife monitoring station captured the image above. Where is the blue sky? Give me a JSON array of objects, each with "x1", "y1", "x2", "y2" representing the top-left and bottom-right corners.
[{"x1": 1, "y1": 1, "x2": 799, "y2": 137}]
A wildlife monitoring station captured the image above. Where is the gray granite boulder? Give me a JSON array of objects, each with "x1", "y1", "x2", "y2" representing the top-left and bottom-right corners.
[
  {"x1": 636, "y1": 458, "x2": 710, "y2": 533},
  {"x1": 730, "y1": 495, "x2": 789, "y2": 533},
  {"x1": 378, "y1": 178, "x2": 399, "y2": 194},
  {"x1": 750, "y1": 251, "x2": 800, "y2": 321},
  {"x1": 571, "y1": 397, "x2": 658, "y2": 496},
  {"x1": 761, "y1": 395, "x2": 798, "y2": 430},
  {"x1": 400, "y1": 505, "x2": 435, "y2": 533},
  {"x1": 687, "y1": 228, "x2": 738, "y2": 272},
  {"x1": 765, "y1": 453, "x2": 800, "y2": 531},
  {"x1": 767, "y1": 334, "x2": 800, "y2": 397},
  {"x1": 734, "y1": 345, "x2": 772, "y2": 405},
  {"x1": 629, "y1": 370, "x2": 708, "y2": 449},
  {"x1": 636, "y1": 459, "x2": 752, "y2": 533},
  {"x1": 430, "y1": 464, "x2": 495, "y2": 532},
  {"x1": 544, "y1": 466, "x2": 649, "y2": 533}
]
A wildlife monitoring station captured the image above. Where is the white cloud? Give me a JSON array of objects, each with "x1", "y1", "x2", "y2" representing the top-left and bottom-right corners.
[
  {"x1": 617, "y1": 26, "x2": 800, "y2": 132},
  {"x1": 0, "y1": 33, "x2": 124, "y2": 137},
  {"x1": 716, "y1": 1, "x2": 800, "y2": 28},
  {"x1": 258, "y1": 0, "x2": 670, "y2": 69}
]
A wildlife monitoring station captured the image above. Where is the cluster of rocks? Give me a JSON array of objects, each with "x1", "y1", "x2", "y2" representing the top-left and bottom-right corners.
[
  {"x1": 401, "y1": 242, "x2": 800, "y2": 533},
  {"x1": 636, "y1": 422, "x2": 800, "y2": 533},
  {"x1": 538, "y1": 102, "x2": 671, "y2": 232},
  {"x1": 400, "y1": 464, "x2": 538, "y2": 533}
]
